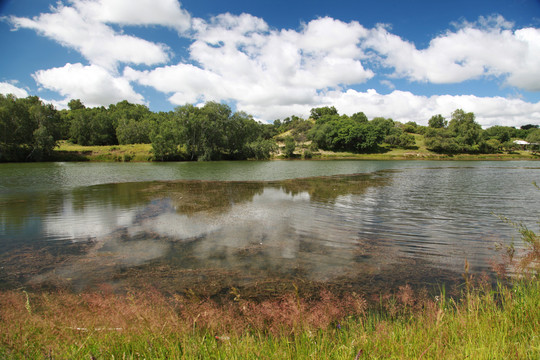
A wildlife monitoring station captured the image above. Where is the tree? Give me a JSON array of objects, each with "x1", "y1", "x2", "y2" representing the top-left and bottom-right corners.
[
  {"x1": 150, "y1": 112, "x2": 184, "y2": 161},
  {"x1": 483, "y1": 126, "x2": 511, "y2": 143},
  {"x1": 307, "y1": 111, "x2": 388, "y2": 153},
  {"x1": 116, "y1": 118, "x2": 151, "y2": 144},
  {"x1": 351, "y1": 112, "x2": 368, "y2": 123},
  {"x1": 68, "y1": 99, "x2": 85, "y2": 111},
  {"x1": 526, "y1": 129, "x2": 540, "y2": 153},
  {"x1": 0, "y1": 94, "x2": 60, "y2": 161},
  {"x1": 310, "y1": 106, "x2": 338, "y2": 121},
  {"x1": 425, "y1": 109, "x2": 485, "y2": 154},
  {"x1": 526, "y1": 129, "x2": 540, "y2": 144},
  {"x1": 283, "y1": 136, "x2": 296, "y2": 158},
  {"x1": 150, "y1": 102, "x2": 275, "y2": 161},
  {"x1": 448, "y1": 109, "x2": 481, "y2": 151},
  {"x1": 69, "y1": 107, "x2": 117, "y2": 146},
  {"x1": 403, "y1": 121, "x2": 418, "y2": 133},
  {"x1": 428, "y1": 114, "x2": 447, "y2": 128}
]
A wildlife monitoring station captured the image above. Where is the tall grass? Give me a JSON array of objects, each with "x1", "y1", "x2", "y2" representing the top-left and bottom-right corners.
[{"x1": 1, "y1": 276, "x2": 538, "y2": 359}]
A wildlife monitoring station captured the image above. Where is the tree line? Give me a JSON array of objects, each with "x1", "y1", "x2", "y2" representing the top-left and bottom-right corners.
[{"x1": 1, "y1": 94, "x2": 539, "y2": 162}]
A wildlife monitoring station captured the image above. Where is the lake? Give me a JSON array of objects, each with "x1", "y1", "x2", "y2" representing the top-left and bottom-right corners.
[{"x1": 1, "y1": 160, "x2": 539, "y2": 298}]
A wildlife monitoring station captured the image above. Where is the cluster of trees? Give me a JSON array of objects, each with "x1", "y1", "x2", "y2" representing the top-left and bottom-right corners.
[
  {"x1": 0, "y1": 96, "x2": 277, "y2": 161},
  {"x1": 64, "y1": 99, "x2": 157, "y2": 146},
  {"x1": 0, "y1": 94, "x2": 61, "y2": 161},
  {"x1": 150, "y1": 102, "x2": 276, "y2": 161},
  {"x1": 306, "y1": 106, "x2": 415, "y2": 153},
  {"x1": 424, "y1": 110, "x2": 540, "y2": 154},
  {"x1": 2, "y1": 93, "x2": 539, "y2": 162}
]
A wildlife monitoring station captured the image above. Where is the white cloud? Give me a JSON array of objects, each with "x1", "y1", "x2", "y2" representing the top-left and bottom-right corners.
[
  {"x1": 9, "y1": 2, "x2": 171, "y2": 69},
  {"x1": 33, "y1": 63, "x2": 145, "y2": 107},
  {"x1": 365, "y1": 15, "x2": 540, "y2": 91},
  {"x1": 0, "y1": 82, "x2": 29, "y2": 98},
  {"x1": 129, "y1": 14, "x2": 373, "y2": 115},
  {"x1": 126, "y1": 12, "x2": 540, "y2": 127},
  {"x1": 380, "y1": 80, "x2": 395, "y2": 90},
  {"x1": 323, "y1": 89, "x2": 540, "y2": 128},
  {"x1": 72, "y1": 0, "x2": 191, "y2": 31}
]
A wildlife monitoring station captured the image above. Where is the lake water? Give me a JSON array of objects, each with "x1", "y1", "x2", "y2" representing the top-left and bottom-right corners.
[{"x1": 1, "y1": 160, "x2": 539, "y2": 298}]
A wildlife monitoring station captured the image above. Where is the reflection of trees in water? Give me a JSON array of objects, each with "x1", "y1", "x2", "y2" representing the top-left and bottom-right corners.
[
  {"x1": 144, "y1": 181, "x2": 265, "y2": 215},
  {"x1": 273, "y1": 172, "x2": 389, "y2": 203}
]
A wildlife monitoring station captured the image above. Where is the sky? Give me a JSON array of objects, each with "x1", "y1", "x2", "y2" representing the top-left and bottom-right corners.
[{"x1": 1, "y1": 0, "x2": 540, "y2": 127}]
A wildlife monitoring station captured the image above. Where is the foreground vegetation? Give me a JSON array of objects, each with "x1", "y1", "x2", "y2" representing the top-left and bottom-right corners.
[
  {"x1": 1, "y1": 94, "x2": 539, "y2": 162},
  {"x1": 1, "y1": 275, "x2": 538, "y2": 359}
]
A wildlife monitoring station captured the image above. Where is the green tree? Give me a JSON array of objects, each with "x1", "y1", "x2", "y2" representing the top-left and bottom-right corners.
[
  {"x1": 68, "y1": 99, "x2": 85, "y2": 111},
  {"x1": 283, "y1": 136, "x2": 296, "y2": 158},
  {"x1": 428, "y1": 114, "x2": 447, "y2": 128},
  {"x1": 483, "y1": 125, "x2": 511, "y2": 143},
  {"x1": 116, "y1": 118, "x2": 151, "y2": 144},
  {"x1": 0, "y1": 95, "x2": 60, "y2": 161},
  {"x1": 448, "y1": 109, "x2": 481, "y2": 151},
  {"x1": 150, "y1": 112, "x2": 184, "y2": 161},
  {"x1": 425, "y1": 109, "x2": 484, "y2": 153},
  {"x1": 310, "y1": 106, "x2": 338, "y2": 121},
  {"x1": 526, "y1": 129, "x2": 540, "y2": 143},
  {"x1": 307, "y1": 112, "x2": 387, "y2": 153},
  {"x1": 403, "y1": 121, "x2": 418, "y2": 133},
  {"x1": 526, "y1": 129, "x2": 540, "y2": 154},
  {"x1": 69, "y1": 107, "x2": 117, "y2": 145},
  {"x1": 151, "y1": 102, "x2": 275, "y2": 161},
  {"x1": 351, "y1": 112, "x2": 368, "y2": 123}
]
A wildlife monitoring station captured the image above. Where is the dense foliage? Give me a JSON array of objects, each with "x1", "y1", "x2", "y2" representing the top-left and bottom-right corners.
[
  {"x1": 425, "y1": 110, "x2": 538, "y2": 154},
  {"x1": 0, "y1": 94, "x2": 62, "y2": 161},
  {"x1": 150, "y1": 102, "x2": 276, "y2": 161},
  {"x1": 1, "y1": 93, "x2": 539, "y2": 162},
  {"x1": 307, "y1": 107, "x2": 415, "y2": 153}
]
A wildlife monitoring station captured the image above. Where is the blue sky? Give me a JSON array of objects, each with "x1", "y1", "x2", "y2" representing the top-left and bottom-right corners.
[{"x1": 1, "y1": 0, "x2": 540, "y2": 127}]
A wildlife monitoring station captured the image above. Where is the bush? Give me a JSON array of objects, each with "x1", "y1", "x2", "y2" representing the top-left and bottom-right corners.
[{"x1": 283, "y1": 136, "x2": 296, "y2": 158}]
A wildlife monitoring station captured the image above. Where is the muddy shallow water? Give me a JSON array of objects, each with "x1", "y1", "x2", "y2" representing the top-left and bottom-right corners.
[{"x1": 1, "y1": 161, "x2": 539, "y2": 298}]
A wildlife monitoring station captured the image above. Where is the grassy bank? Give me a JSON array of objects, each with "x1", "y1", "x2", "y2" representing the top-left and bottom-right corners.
[
  {"x1": 53, "y1": 141, "x2": 153, "y2": 162},
  {"x1": 1, "y1": 277, "x2": 538, "y2": 359},
  {"x1": 52, "y1": 140, "x2": 539, "y2": 162}
]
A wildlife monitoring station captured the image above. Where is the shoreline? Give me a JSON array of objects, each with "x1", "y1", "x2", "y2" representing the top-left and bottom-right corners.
[{"x1": 42, "y1": 141, "x2": 540, "y2": 163}]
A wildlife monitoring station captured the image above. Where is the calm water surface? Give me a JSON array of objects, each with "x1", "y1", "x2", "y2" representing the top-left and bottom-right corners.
[{"x1": 1, "y1": 160, "x2": 539, "y2": 297}]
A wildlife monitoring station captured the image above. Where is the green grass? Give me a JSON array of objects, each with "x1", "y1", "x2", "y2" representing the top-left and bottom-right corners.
[
  {"x1": 1, "y1": 277, "x2": 539, "y2": 359},
  {"x1": 53, "y1": 141, "x2": 153, "y2": 162}
]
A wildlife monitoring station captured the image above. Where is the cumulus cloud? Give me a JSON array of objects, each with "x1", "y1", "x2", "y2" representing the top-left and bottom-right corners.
[
  {"x1": 365, "y1": 15, "x2": 540, "y2": 91},
  {"x1": 9, "y1": 2, "x2": 172, "y2": 69},
  {"x1": 72, "y1": 0, "x2": 191, "y2": 31},
  {"x1": 125, "y1": 12, "x2": 540, "y2": 126},
  {"x1": 0, "y1": 82, "x2": 29, "y2": 98},
  {"x1": 128, "y1": 14, "x2": 373, "y2": 116},
  {"x1": 323, "y1": 89, "x2": 540, "y2": 128},
  {"x1": 33, "y1": 63, "x2": 145, "y2": 107}
]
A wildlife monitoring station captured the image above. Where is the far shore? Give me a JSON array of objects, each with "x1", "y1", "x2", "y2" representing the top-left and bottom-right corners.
[{"x1": 46, "y1": 141, "x2": 540, "y2": 163}]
